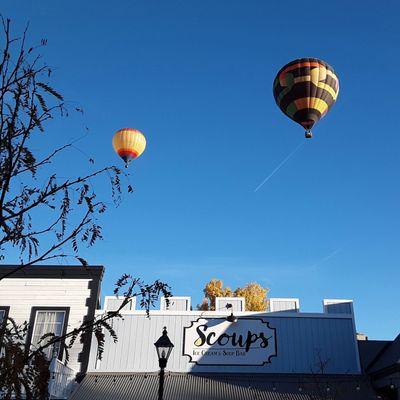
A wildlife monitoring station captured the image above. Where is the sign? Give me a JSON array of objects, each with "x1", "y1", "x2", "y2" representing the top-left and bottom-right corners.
[{"x1": 183, "y1": 317, "x2": 277, "y2": 366}]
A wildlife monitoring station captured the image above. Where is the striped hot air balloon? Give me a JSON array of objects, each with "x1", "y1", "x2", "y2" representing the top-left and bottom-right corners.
[
  {"x1": 273, "y1": 58, "x2": 339, "y2": 138},
  {"x1": 112, "y1": 128, "x2": 146, "y2": 167}
]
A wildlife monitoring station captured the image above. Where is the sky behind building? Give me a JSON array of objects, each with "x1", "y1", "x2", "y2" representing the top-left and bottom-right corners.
[{"x1": 3, "y1": 0, "x2": 400, "y2": 339}]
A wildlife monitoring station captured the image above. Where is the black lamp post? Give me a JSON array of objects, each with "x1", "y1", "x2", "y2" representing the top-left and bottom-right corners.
[{"x1": 154, "y1": 327, "x2": 174, "y2": 400}]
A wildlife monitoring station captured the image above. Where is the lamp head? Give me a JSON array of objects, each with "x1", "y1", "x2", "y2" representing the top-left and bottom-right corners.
[
  {"x1": 154, "y1": 327, "x2": 174, "y2": 368},
  {"x1": 225, "y1": 303, "x2": 238, "y2": 323}
]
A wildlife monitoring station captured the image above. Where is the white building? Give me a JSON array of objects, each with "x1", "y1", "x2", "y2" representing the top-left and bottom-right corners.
[
  {"x1": 0, "y1": 264, "x2": 103, "y2": 399},
  {"x1": 73, "y1": 295, "x2": 398, "y2": 399},
  {"x1": 1, "y1": 265, "x2": 399, "y2": 399}
]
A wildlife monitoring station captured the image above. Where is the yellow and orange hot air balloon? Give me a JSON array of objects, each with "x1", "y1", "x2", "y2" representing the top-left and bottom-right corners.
[{"x1": 112, "y1": 128, "x2": 146, "y2": 167}]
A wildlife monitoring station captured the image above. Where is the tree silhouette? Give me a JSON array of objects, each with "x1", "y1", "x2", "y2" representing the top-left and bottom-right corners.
[
  {"x1": 0, "y1": 17, "x2": 171, "y2": 399},
  {"x1": 0, "y1": 16, "x2": 121, "y2": 275}
]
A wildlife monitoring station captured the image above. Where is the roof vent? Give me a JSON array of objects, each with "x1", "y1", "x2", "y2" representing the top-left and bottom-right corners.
[
  {"x1": 160, "y1": 296, "x2": 191, "y2": 311},
  {"x1": 323, "y1": 299, "x2": 353, "y2": 315},
  {"x1": 103, "y1": 296, "x2": 135, "y2": 311},
  {"x1": 269, "y1": 298, "x2": 300, "y2": 313},
  {"x1": 215, "y1": 297, "x2": 245, "y2": 312}
]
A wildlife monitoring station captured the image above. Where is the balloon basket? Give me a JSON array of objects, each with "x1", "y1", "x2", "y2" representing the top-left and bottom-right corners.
[{"x1": 305, "y1": 131, "x2": 312, "y2": 139}]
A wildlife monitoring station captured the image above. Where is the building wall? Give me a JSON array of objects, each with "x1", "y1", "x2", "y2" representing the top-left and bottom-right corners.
[
  {"x1": 88, "y1": 310, "x2": 361, "y2": 374},
  {"x1": 0, "y1": 277, "x2": 92, "y2": 373}
]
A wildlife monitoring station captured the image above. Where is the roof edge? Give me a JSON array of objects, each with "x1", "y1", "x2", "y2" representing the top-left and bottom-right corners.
[{"x1": 0, "y1": 264, "x2": 104, "y2": 280}]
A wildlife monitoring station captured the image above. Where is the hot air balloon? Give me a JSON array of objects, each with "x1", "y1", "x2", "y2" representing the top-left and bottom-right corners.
[
  {"x1": 273, "y1": 58, "x2": 339, "y2": 138},
  {"x1": 112, "y1": 128, "x2": 146, "y2": 167}
]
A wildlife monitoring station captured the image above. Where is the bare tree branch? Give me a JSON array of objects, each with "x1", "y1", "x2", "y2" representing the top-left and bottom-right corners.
[{"x1": 0, "y1": 18, "x2": 170, "y2": 399}]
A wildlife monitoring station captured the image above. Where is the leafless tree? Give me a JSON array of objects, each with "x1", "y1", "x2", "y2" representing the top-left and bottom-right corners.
[
  {"x1": 301, "y1": 350, "x2": 367, "y2": 400},
  {"x1": 0, "y1": 16, "x2": 130, "y2": 276},
  {"x1": 0, "y1": 18, "x2": 171, "y2": 399}
]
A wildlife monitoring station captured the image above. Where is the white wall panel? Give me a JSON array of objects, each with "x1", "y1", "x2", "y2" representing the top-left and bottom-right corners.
[
  {"x1": 0, "y1": 278, "x2": 91, "y2": 372},
  {"x1": 88, "y1": 311, "x2": 360, "y2": 375}
]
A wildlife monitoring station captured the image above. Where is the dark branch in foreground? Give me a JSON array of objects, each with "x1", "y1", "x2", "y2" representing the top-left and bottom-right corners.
[
  {"x1": 0, "y1": 275, "x2": 172, "y2": 399},
  {"x1": 0, "y1": 17, "x2": 169, "y2": 400}
]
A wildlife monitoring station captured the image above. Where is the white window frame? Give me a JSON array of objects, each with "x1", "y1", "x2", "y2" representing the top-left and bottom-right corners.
[{"x1": 29, "y1": 308, "x2": 69, "y2": 360}]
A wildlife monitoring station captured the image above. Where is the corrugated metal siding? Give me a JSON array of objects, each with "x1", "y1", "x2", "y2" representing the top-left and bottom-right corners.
[
  {"x1": 88, "y1": 313, "x2": 360, "y2": 374},
  {"x1": 0, "y1": 278, "x2": 91, "y2": 372},
  {"x1": 270, "y1": 300, "x2": 298, "y2": 313},
  {"x1": 70, "y1": 373, "x2": 377, "y2": 400},
  {"x1": 161, "y1": 297, "x2": 191, "y2": 311},
  {"x1": 323, "y1": 300, "x2": 353, "y2": 315},
  {"x1": 325, "y1": 303, "x2": 352, "y2": 314},
  {"x1": 104, "y1": 297, "x2": 135, "y2": 312},
  {"x1": 171, "y1": 299, "x2": 189, "y2": 311}
]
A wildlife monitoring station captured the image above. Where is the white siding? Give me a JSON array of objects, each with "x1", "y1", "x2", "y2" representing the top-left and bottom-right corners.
[
  {"x1": 160, "y1": 297, "x2": 191, "y2": 311},
  {"x1": 88, "y1": 311, "x2": 361, "y2": 375},
  {"x1": 0, "y1": 278, "x2": 92, "y2": 372},
  {"x1": 269, "y1": 298, "x2": 300, "y2": 313},
  {"x1": 104, "y1": 296, "x2": 136, "y2": 311}
]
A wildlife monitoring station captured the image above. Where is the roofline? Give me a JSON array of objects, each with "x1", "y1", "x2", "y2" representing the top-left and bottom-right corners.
[
  {"x1": 84, "y1": 371, "x2": 368, "y2": 378},
  {"x1": 369, "y1": 364, "x2": 400, "y2": 379},
  {"x1": 366, "y1": 333, "x2": 400, "y2": 374},
  {"x1": 94, "y1": 309, "x2": 354, "y2": 319},
  {"x1": 0, "y1": 264, "x2": 104, "y2": 280}
]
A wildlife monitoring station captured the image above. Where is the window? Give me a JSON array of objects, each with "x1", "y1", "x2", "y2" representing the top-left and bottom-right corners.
[
  {"x1": 0, "y1": 307, "x2": 10, "y2": 351},
  {"x1": 28, "y1": 307, "x2": 69, "y2": 360},
  {"x1": 0, "y1": 306, "x2": 9, "y2": 327}
]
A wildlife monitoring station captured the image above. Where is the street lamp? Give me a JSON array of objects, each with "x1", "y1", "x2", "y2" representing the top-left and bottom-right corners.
[
  {"x1": 226, "y1": 303, "x2": 238, "y2": 323},
  {"x1": 154, "y1": 327, "x2": 174, "y2": 400}
]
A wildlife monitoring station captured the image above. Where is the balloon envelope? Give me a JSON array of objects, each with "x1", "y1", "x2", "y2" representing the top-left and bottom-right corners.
[
  {"x1": 112, "y1": 128, "x2": 146, "y2": 165},
  {"x1": 273, "y1": 58, "x2": 339, "y2": 136}
]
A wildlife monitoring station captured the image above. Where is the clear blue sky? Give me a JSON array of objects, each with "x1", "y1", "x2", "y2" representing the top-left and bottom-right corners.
[{"x1": 4, "y1": 0, "x2": 400, "y2": 340}]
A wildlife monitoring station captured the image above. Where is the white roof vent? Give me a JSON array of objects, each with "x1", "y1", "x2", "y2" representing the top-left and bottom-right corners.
[
  {"x1": 323, "y1": 299, "x2": 353, "y2": 315},
  {"x1": 160, "y1": 296, "x2": 191, "y2": 311},
  {"x1": 104, "y1": 296, "x2": 135, "y2": 312},
  {"x1": 269, "y1": 298, "x2": 300, "y2": 313},
  {"x1": 215, "y1": 297, "x2": 245, "y2": 312}
]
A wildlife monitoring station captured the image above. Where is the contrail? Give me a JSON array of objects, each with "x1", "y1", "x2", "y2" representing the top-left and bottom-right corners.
[
  {"x1": 309, "y1": 248, "x2": 342, "y2": 270},
  {"x1": 254, "y1": 140, "x2": 305, "y2": 192}
]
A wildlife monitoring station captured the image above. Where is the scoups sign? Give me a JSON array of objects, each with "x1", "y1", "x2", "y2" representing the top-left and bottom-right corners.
[{"x1": 183, "y1": 318, "x2": 277, "y2": 366}]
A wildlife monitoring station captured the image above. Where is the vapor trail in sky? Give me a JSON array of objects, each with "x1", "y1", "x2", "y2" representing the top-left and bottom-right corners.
[
  {"x1": 254, "y1": 140, "x2": 305, "y2": 192},
  {"x1": 309, "y1": 248, "x2": 342, "y2": 270}
]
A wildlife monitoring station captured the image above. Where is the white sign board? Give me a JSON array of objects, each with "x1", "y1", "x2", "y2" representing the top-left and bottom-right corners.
[{"x1": 183, "y1": 317, "x2": 277, "y2": 366}]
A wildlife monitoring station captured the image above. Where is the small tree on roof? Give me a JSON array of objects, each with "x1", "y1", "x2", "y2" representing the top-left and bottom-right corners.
[
  {"x1": 198, "y1": 279, "x2": 269, "y2": 311},
  {"x1": 234, "y1": 282, "x2": 269, "y2": 311}
]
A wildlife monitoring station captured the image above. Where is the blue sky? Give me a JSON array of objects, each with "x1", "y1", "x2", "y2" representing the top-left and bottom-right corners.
[{"x1": 3, "y1": 0, "x2": 400, "y2": 339}]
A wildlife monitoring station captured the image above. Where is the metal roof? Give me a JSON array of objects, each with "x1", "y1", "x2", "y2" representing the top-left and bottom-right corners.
[
  {"x1": 69, "y1": 372, "x2": 378, "y2": 400},
  {"x1": 367, "y1": 334, "x2": 400, "y2": 374},
  {"x1": 0, "y1": 264, "x2": 104, "y2": 279},
  {"x1": 358, "y1": 340, "x2": 391, "y2": 372}
]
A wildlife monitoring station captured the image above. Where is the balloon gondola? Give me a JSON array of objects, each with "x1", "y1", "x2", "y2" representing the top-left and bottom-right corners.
[
  {"x1": 112, "y1": 128, "x2": 146, "y2": 167},
  {"x1": 273, "y1": 58, "x2": 339, "y2": 138}
]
